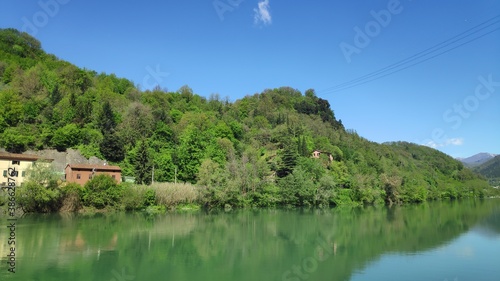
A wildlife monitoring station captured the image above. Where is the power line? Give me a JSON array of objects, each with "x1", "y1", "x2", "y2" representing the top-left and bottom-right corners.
[
  {"x1": 329, "y1": 27, "x2": 500, "y2": 93},
  {"x1": 325, "y1": 15, "x2": 500, "y2": 92},
  {"x1": 320, "y1": 14, "x2": 500, "y2": 95}
]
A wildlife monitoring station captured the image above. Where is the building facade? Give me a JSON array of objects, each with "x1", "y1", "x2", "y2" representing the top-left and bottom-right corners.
[
  {"x1": 0, "y1": 152, "x2": 54, "y2": 187},
  {"x1": 65, "y1": 164, "x2": 122, "y2": 185}
]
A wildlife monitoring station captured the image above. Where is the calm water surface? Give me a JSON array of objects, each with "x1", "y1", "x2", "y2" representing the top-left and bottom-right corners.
[{"x1": 1, "y1": 199, "x2": 499, "y2": 281}]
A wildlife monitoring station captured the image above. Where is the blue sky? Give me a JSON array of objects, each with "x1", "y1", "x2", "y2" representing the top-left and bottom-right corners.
[{"x1": 1, "y1": 0, "x2": 499, "y2": 158}]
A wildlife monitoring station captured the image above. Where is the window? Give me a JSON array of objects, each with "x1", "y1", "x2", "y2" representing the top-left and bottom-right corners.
[
  {"x1": 2, "y1": 170, "x2": 6, "y2": 177},
  {"x1": 12, "y1": 160, "x2": 20, "y2": 165},
  {"x1": 76, "y1": 174, "x2": 81, "y2": 179},
  {"x1": 112, "y1": 175, "x2": 116, "y2": 179},
  {"x1": 22, "y1": 171, "x2": 26, "y2": 177},
  {"x1": 89, "y1": 174, "x2": 92, "y2": 179}
]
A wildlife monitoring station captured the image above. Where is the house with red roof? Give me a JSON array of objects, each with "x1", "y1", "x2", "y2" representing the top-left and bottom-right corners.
[{"x1": 65, "y1": 164, "x2": 121, "y2": 185}]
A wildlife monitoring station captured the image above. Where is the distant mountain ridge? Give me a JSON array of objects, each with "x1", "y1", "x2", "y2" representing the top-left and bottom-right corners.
[
  {"x1": 473, "y1": 155, "x2": 500, "y2": 187},
  {"x1": 458, "y1": 153, "x2": 498, "y2": 167}
]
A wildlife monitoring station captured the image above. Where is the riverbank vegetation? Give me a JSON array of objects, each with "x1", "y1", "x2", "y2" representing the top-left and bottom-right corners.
[{"x1": 1, "y1": 28, "x2": 499, "y2": 213}]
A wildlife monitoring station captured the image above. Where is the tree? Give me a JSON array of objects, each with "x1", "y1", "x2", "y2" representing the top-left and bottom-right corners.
[
  {"x1": 277, "y1": 142, "x2": 298, "y2": 178},
  {"x1": 305, "y1": 88, "x2": 316, "y2": 98},
  {"x1": 134, "y1": 139, "x2": 152, "y2": 185},
  {"x1": 96, "y1": 101, "x2": 126, "y2": 161},
  {"x1": 0, "y1": 89, "x2": 23, "y2": 127},
  {"x1": 118, "y1": 102, "x2": 154, "y2": 146},
  {"x1": 51, "y1": 123, "x2": 81, "y2": 151},
  {"x1": 74, "y1": 92, "x2": 94, "y2": 125},
  {"x1": 99, "y1": 132, "x2": 125, "y2": 162},
  {"x1": 98, "y1": 101, "x2": 116, "y2": 134},
  {"x1": 297, "y1": 135, "x2": 308, "y2": 157},
  {"x1": 1, "y1": 126, "x2": 35, "y2": 153},
  {"x1": 16, "y1": 161, "x2": 61, "y2": 213},
  {"x1": 176, "y1": 124, "x2": 208, "y2": 183},
  {"x1": 152, "y1": 149, "x2": 177, "y2": 182}
]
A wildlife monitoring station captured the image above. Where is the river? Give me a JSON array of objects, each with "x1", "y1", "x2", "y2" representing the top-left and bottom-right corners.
[{"x1": 1, "y1": 199, "x2": 499, "y2": 281}]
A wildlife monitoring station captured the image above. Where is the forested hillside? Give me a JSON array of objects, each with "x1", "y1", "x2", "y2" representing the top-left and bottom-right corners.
[
  {"x1": 0, "y1": 28, "x2": 496, "y2": 209},
  {"x1": 474, "y1": 156, "x2": 500, "y2": 187}
]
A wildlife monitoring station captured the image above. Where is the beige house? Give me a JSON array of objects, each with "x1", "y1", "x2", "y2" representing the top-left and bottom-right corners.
[
  {"x1": 312, "y1": 150, "x2": 322, "y2": 158},
  {"x1": 312, "y1": 150, "x2": 334, "y2": 162},
  {"x1": 0, "y1": 152, "x2": 54, "y2": 186}
]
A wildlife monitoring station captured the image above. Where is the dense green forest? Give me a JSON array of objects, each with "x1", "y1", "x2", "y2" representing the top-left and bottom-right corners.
[
  {"x1": 475, "y1": 156, "x2": 500, "y2": 187},
  {"x1": 0, "y1": 28, "x2": 497, "y2": 211}
]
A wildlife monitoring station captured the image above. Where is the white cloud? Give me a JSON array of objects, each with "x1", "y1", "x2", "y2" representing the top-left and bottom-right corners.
[
  {"x1": 448, "y1": 138, "x2": 464, "y2": 146},
  {"x1": 424, "y1": 138, "x2": 464, "y2": 148},
  {"x1": 254, "y1": 0, "x2": 272, "y2": 25}
]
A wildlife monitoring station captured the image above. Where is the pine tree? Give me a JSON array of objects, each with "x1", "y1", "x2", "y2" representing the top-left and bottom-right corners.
[
  {"x1": 97, "y1": 101, "x2": 124, "y2": 162},
  {"x1": 277, "y1": 144, "x2": 298, "y2": 178},
  {"x1": 299, "y1": 136, "x2": 308, "y2": 157},
  {"x1": 134, "y1": 139, "x2": 152, "y2": 185},
  {"x1": 99, "y1": 132, "x2": 125, "y2": 162},
  {"x1": 98, "y1": 101, "x2": 116, "y2": 134},
  {"x1": 297, "y1": 136, "x2": 303, "y2": 156}
]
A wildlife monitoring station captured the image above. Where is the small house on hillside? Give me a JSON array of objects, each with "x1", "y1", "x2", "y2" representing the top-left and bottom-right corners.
[
  {"x1": 65, "y1": 164, "x2": 121, "y2": 185},
  {"x1": 312, "y1": 150, "x2": 321, "y2": 158},
  {"x1": 0, "y1": 152, "x2": 54, "y2": 186},
  {"x1": 312, "y1": 150, "x2": 334, "y2": 162}
]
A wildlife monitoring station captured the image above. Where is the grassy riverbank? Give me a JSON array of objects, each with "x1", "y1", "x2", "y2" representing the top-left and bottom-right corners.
[{"x1": 1, "y1": 172, "x2": 499, "y2": 215}]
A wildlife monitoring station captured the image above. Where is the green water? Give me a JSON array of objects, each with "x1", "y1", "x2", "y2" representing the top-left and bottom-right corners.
[{"x1": 1, "y1": 199, "x2": 499, "y2": 281}]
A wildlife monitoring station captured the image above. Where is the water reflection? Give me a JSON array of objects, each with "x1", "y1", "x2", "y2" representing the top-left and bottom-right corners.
[
  {"x1": 474, "y1": 209, "x2": 500, "y2": 238},
  {"x1": 0, "y1": 199, "x2": 498, "y2": 281}
]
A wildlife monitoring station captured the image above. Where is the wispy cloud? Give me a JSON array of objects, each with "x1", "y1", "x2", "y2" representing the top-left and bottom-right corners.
[
  {"x1": 254, "y1": 0, "x2": 272, "y2": 25},
  {"x1": 424, "y1": 138, "x2": 464, "y2": 148}
]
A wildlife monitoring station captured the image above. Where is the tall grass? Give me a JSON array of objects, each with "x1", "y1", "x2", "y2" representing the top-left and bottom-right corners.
[{"x1": 150, "y1": 182, "x2": 200, "y2": 207}]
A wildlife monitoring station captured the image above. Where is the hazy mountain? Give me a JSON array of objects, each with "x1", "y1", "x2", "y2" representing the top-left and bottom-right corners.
[
  {"x1": 458, "y1": 153, "x2": 498, "y2": 167},
  {"x1": 474, "y1": 155, "x2": 500, "y2": 186}
]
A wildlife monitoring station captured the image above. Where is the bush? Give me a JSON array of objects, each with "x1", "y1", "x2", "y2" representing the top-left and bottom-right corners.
[
  {"x1": 331, "y1": 189, "x2": 359, "y2": 207},
  {"x1": 278, "y1": 168, "x2": 317, "y2": 207},
  {"x1": 60, "y1": 182, "x2": 84, "y2": 212},
  {"x1": 120, "y1": 184, "x2": 154, "y2": 211},
  {"x1": 82, "y1": 174, "x2": 123, "y2": 209},
  {"x1": 16, "y1": 161, "x2": 62, "y2": 213},
  {"x1": 0, "y1": 189, "x2": 7, "y2": 207},
  {"x1": 16, "y1": 181, "x2": 62, "y2": 213}
]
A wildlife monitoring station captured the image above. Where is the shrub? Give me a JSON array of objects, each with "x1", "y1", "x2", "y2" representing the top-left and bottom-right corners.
[
  {"x1": 16, "y1": 161, "x2": 62, "y2": 213},
  {"x1": 60, "y1": 182, "x2": 84, "y2": 212},
  {"x1": 331, "y1": 188, "x2": 359, "y2": 207},
  {"x1": 120, "y1": 184, "x2": 153, "y2": 211},
  {"x1": 0, "y1": 189, "x2": 8, "y2": 207},
  {"x1": 16, "y1": 181, "x2": 62, "y2": 213},
  {"x1": 82, "y1": 174, "x2": 123, "y2": 209}
]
